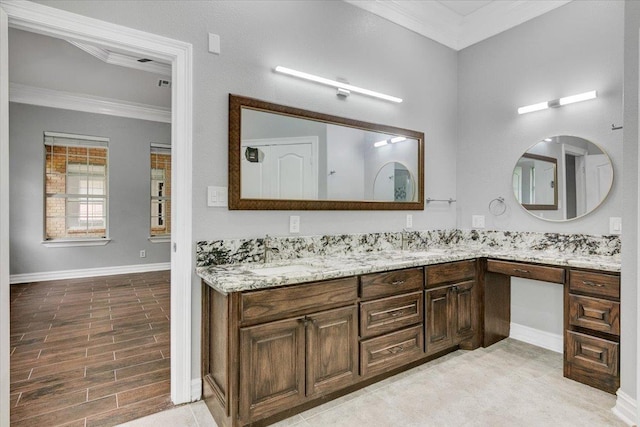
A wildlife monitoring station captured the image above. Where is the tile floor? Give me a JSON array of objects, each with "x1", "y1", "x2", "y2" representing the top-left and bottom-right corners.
[
  {"x1": 10, "y1": 271, "x2": 172, "y2": 426},
  {"x1": 119, "y1": 338, "x2": 625, "y2": 427}
]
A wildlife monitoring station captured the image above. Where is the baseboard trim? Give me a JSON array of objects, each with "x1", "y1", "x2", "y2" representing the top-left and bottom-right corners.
[
  {"x1": 509, "y1": 322, "x2": 563, "y2": 353},
  {"x1": 10, "y1": 262, "x2": 171, "y2": 284},
  {"x1": 612, "y1": 389, "x2": 637, "y2": 426},
  {"x1": 191, "y1": 378, "x2": 202, "y2": 402}
]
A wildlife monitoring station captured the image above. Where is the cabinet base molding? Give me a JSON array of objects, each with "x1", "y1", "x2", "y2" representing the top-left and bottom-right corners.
[
  {"x1": 612, "y1": 390, "x2": 637, "y2": 426},
  {"x1": 509, "y1": 322, "x2": 562, "y2": 354}
]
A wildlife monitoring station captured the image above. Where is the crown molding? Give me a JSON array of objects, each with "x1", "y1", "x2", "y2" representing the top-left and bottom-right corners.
[
  {"x1": 9, "y1": 82, "x2": 171, "y2": 123},
  {"x1": 68, "y1": 40, "x2": 172, "y2": 77},
  {"x1": 343, "y1": 0, "x2": 572, "y2": 51}
]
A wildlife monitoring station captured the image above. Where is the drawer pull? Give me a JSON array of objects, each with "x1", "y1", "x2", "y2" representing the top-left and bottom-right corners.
[
  {"x1": 388, "y1": 345, "x2": 405, "y2": 354},
  {"x1": 514, "y1": 268, "x2": 530, "y2": 274},
  {"x1": 391, "y1": 280, "x2": 405, "y2": 286},
  {"x1": 583, "y1": 281, "x2": 605, "y2": 288}
]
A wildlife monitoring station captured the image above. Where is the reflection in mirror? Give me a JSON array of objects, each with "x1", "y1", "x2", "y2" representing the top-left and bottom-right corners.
[
  {"x1": 513, "y1": 136, "x2": 613, "y2": 221},
  {"x1": 514, "y1": 153, "x2": 558, "y2": 209},
  {"x1": 373, "y1": 162, "x2": 415, "y2": 202},
  {"x1": 229, "y1": 94, "x2": 424, "y2": 210}
]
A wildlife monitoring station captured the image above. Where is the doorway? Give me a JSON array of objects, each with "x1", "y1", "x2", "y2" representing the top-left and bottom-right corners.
[{"x1": 0, "y1": 2, "x2": 194, "y2": 425}]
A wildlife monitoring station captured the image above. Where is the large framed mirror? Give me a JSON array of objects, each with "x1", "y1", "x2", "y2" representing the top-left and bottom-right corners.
[
  {"x1": 229, "y1": 94, "x2": 424, "y2": 210},
  {"x1": 512, "y1": 135, "x2": 613, "y2": 221}
]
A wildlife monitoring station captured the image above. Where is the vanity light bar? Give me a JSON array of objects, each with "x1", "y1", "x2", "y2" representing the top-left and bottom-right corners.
[
  {"x1": 274, "y1": 66, "x2": 403, "y2": 103},
  {"x1": 517, "y1": 90, "x2": 597, "y2": 115},
  {"x1": 374, "y1": 140, "x2": 388, "y2": 148}
]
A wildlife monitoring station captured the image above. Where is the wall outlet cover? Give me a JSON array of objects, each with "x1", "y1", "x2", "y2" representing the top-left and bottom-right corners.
[
  {"x1": 289, "y1": 215, "x2": 300, "y2": 233},
  {"x1": 406, "y1": 214, "x2": 413, "y2": 228},
  {"x1": 207, "y1": 186, "x2": 228, "y2": 207},
  {"x1": 472, "y1": 215, "x2": 485, "y2": 229},
  {"x1": 609, "y1": 217, "x2": 622, "y2": 235}
]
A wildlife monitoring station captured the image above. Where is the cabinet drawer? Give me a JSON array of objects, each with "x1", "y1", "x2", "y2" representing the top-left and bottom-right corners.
[
  {"x1": 360, "y1": 291, "x2": 423, "y2": 339},
  {"x1": 240, "y1": 277, "x2": 358, "y2": 324},
  {"x1": 360, "y1": 325, "x2": 424, "y2": 378},
  {"x1": 569, "y1": 294, "x2": 620, "y2": 335},
  {"x1": 425, "y1": 260, "x2": 476, "y2": 288},
  {"x1": 569, "y1": 270, "x2": 620, "y2": 299},
  {"x1": 360, "y1": 268, "x2": 423, "y2": 301},
  {"x1": 486, "y1": 260, "x2": 564, "y2": 284},
  {"x1": 566, "y1": 331, "x2": 619, "y2": 376}
]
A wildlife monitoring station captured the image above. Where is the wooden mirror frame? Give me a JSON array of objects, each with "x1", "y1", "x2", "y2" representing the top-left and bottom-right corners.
[{"x1": 228, "y1": 94, "x2": 424, "y2": 210}]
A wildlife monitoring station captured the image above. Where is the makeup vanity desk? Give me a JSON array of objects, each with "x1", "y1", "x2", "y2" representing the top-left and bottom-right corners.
[{"x1": 198, "y1": 247, "x2": 620, "y2": 427}]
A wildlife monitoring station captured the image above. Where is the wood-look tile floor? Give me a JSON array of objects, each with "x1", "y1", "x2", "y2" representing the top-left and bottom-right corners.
[{"x1": 10, "y1": 271, "x2": 173, "y2": 427}]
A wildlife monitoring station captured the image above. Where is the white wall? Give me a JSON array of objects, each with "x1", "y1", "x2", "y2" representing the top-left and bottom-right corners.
[
  {"x1": 9, "y1": 103, "x2": 171, "y2": 274},
  {"x1": 623, "y1": 0, "x2": 640, "y2": 408}
]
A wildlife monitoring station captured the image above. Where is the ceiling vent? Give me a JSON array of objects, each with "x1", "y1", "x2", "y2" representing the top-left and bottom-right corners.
[{"x1": 158, "y1": 79, "x2": 172, "y2": 88}]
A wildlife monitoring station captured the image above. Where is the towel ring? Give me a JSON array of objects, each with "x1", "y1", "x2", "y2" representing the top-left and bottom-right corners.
[{"x1": 489, "y1": 197, "x2": 507, "y2": 216}]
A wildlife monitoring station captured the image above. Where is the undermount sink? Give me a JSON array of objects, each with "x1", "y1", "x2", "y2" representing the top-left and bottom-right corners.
[{"x1": 249, "y1": 264, "x2": 316, "y2": 276}]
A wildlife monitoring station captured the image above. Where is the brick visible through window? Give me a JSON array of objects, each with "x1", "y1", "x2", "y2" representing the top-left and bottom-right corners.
[
  {"x1": 44, "y1": 132, "x2": 109, "y2": 240},
  {"x1": 151, "y1": 144, "x2": 171, "y2": 237}
]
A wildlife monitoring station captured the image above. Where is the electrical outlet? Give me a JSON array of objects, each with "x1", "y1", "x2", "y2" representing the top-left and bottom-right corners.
[
  {"x1": 289, "y1": 215, "x2": 300, "y2": 233},
  {"x1": 406, "y1": 214, "x2": 413, "y2": 228},
  {"x1": 139, "y1": 250, "x2": 146, "y2": 258},
  {"x1": 472, "y1": 215, "x2": 485, "y2": 229},
  {"x1": 610, "y1": 217, "x2": 622, "y2": 235}
]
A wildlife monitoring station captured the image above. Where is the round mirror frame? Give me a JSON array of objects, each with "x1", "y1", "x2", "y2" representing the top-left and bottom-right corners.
[{"x1": 512, "y1": 135, "x2": 614, "y2": 222}]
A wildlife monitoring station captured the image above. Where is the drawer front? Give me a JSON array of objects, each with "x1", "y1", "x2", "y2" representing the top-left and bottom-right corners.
[
  {"x1": 240, "y1": 277, "x2": 358, "y2": 324},
  {"x1": 569, "y1": 294, "x2": 620, "y2": 335},
  {"x1": 486, "y1": 260, "x2": 564, "y2": 284},
  {"x1": 360, "y1": 325, "x2": 424, "y2": 378},
  {"x1": 566, "y1": 331, "x2": 619, "y2": 376},
  {"x1": 360, "y1": 291, "x2": 424, "y2": 339},
  {"x1": 425, "y1": 260, "x2": 476, "y2": 288},
  {"x1": 360, "y1": 268, "x2": 423, "y2": 301},
  {"x1": 570, "y1": 270, "x2": 620, "y2": 299}
]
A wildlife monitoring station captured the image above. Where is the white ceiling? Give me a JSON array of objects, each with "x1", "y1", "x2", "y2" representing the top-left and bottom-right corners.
[{"x1": 344, "y1": 0, "x2": 573, "y2": 50}]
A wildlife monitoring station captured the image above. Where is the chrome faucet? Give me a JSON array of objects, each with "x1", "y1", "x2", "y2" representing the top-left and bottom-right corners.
[
  {"x1": 263, "y1": 234, "x2": 280, "y2": 264},
  {"x1": 401, "y1": 228, "x2": 415, "y2": 251}
]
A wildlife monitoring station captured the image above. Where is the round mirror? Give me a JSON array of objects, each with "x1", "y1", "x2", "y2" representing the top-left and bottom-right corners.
[
  {"x1": 513, "y1": 136, "x2": 613, "y2": 221},
  {"x1": 373, "y1": 161, "x2": 415, "y2": 202}
]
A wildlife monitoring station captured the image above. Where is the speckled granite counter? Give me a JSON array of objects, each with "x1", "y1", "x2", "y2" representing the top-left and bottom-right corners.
[{"x1": 196, "y1": 241, "x2": 621, "y2": 295}]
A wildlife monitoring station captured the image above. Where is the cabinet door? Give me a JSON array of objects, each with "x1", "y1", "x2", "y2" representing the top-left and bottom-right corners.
[
  {"x1": 453, "y1": 280, "x2": 478, "y2": 342},
  {"x1": 306, "y1": 305, "x2": 359, "y2": 397},
  {"x1": 425, "y1": 286, "x2": 453, "y2": 355},
  {"x1": 239, "y1": 317, "x2": 306, "y2": 423}
]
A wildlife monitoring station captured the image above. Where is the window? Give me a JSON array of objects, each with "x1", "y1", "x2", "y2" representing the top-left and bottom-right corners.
[
  {"x1": 44, "y1": 132, "x2": 109, "y2": 241},
  {"x1": 150, "y1": 144, "x2": 171, "y2": 238}
]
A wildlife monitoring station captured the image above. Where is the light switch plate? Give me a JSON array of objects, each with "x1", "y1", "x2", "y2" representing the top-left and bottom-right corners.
[
  {"x1": 208, "y1": 33, "x2": 220, "y2": 54},
  {"x1": 609, "y1": 217, "x2": 622, "y2": 234},
  {"x1": 406, "y1": 214, "x2": 413, "y2": 228},
  {"x1": 207, "y1": 186, "x2": 228, "y2": 207},
  {"x1": 289, "y1": 216, "x2": 300, "y2": 233},
  {"x1": 472, "y1": 215, "x2": 485, "y2": 229}
]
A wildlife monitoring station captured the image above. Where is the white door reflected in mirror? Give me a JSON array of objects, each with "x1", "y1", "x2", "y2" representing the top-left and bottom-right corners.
[{"x1": 512, "y1": 136, "x2": 613, "y2": 221}]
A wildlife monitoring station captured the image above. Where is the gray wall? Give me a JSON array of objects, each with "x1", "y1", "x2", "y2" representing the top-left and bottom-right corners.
[
  {"x1": 623, "y1": 0, "x2": 640, "y2": 404},
  {"x1": 457, "y1": 0, "x2": 629, "y2": 399},
  {"x1": 33, "y1": 0, "x2": 459, "y2": 381},
  {"x1": 9, "y1": 103, "x2": 171, "y2": 274}
]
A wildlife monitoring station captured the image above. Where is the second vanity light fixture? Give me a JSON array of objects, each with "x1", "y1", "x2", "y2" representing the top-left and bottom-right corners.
[
  {"x1": 517, "y1": 90, "x2": 597, "y2": 114},
  {"x1": 274, "y1": 66, "x2": 403, "y2": 103}
]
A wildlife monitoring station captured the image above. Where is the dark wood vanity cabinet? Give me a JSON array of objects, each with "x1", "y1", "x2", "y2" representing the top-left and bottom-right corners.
[
  {"x1": 359, "y1": 268, "x2": 425, "y2": 377},
  {"x1": 425, "y1": 260, "x2": 480, "y2": 355},
  {"x1": 565, "y1": 269, "x2": 620, "y2": 393}
]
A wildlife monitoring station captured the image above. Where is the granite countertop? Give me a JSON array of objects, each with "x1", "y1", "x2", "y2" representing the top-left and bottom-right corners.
[{"x1": 196, "y1": 246, "x2": 621, "y2": 295}]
